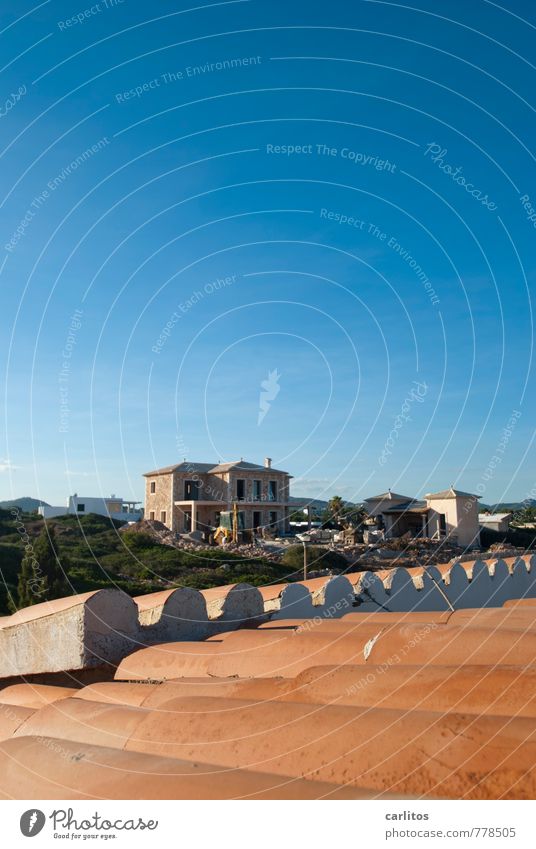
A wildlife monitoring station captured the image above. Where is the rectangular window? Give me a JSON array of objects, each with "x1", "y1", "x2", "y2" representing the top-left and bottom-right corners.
[
  {"x1": 77, "y1": 503, "x2": 85, "y2": 512},
  {"x1": 160, "y1": 511, "x2": 167, "y2": 524},
  {"x1": 439, "y1": 513, "x2": 447, "y2": 532},
  {"x1": 269, "y1": 481, "x2": 277, "y2": 501},
  {"x1": 150, "y1": 481, "x2": 156, "y2": 493},
  {"x1": 236, "y1": 479, "x2": 245, "y2": 500},
  {"x1": 253, "y1": 480, "x2": 262, "y2": 501},
  {"x1": 270, "y1": 511, "x2": 278, "y2": 527},
  {"x1": 253, "y1": 511, "x2": 261, "y2": 529},
  {"x1": 149, "y1": 511, "x2": 155, "y2": 521}
]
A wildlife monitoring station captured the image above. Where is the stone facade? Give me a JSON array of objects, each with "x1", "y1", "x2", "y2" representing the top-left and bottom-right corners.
[{"x1": 143, "y1": 459, "x2": 291, "y2": 535}]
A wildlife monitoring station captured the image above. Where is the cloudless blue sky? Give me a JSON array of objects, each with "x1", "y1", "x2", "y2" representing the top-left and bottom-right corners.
[{"x1": 1, "y1": 0, "x2": 535, "y2": 506}]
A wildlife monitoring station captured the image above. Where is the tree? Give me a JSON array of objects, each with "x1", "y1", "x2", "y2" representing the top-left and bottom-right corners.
[
  {"x1": 12, "y1": 525, "x2": 69, "y2": 611},
  {"x1": 289, "y1": 509, "x2": 308, "y2": 523},
  {"x1": 322, "y1": 497, "x2": 365, "y2": 529},
  {"x1": 322, "y1": 496, "x2": 345, "y2": 527},
  {"x1": 514, "y1": 506, "x2": 536, "y2": 525}
]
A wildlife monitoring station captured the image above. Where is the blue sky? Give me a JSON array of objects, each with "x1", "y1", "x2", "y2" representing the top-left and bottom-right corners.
[{"x1": 1, "y1": 0, "x2": 535, "y2": 506}]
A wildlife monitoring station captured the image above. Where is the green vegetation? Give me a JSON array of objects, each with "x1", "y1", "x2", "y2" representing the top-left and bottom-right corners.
[
  {"x1": 0, "y1": 509, "x2": 294, "y2": 615},
  {"x1": 321, "y1": 496, "x2": 365, "y2": 528},
  {"x1": 480, "y1": 525, "x2": 536, "y2": 551},
  {"x1": 512, "y1": 505, "x2": 536, "y2": 525},
  {"x1": 12, "y1": 525, "x2": 69, "y2": 611},
  {"x1": 281, "y1": 544, "x2": 348, "y2": 574}
]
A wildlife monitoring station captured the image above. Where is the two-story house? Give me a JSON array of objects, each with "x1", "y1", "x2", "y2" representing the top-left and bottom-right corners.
[{"x1": 143, "y1": 457, "x2": 291, "y2": 535}]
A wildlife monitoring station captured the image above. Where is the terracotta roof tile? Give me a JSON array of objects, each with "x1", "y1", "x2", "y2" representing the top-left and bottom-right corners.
[
  {"x1": 0, "y1": 684, "x2": 77, "y2": 710},
  {"x1": 0, "y1": 736, "x2": 407, "y2": 800},
  {"x1": 3, "y1": 555, "x2": 536, "y2": 799},
  {"x1": 122, "y1": 696, "x2": 536, "y2": 798}
]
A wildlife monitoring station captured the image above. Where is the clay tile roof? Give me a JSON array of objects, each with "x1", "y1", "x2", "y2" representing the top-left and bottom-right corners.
[
  {"x1": 425, "y1": 487, "x2": 480, "y2": 499},
  {"x1": 383, "y1": 500, "x2": 428, "y2": 513},
  {"x1": 144, "y1": 459, "x2": 290, "y2": 477},
  {"x1": 4, "y1": 560, "x2": 536, "y2": 799},
  {"x1": 207, "y1": 460, "x2": 290, "y2": 474},
  {"x1": 143, "y1": 462, "x2": 215, "y2": 477},
  {"x1": 364, "y1": 491, "x2": 414, "y2": 502}
]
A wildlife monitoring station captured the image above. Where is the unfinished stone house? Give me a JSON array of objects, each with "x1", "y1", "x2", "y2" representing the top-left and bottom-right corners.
[
  {"x1": 143, "y1": 457, "x2": 291, "y2": 535},
  {"x1": 364, "y1": 487, "x2": 481, "y2": 548}
]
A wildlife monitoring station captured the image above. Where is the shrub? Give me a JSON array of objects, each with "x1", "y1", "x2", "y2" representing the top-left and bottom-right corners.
[
  {"x1": 281, "y1": 545, "x2": 347, "y2": 573},
  {"x1": 121, "y1": 531, "x2": 158, "y2": 551}
]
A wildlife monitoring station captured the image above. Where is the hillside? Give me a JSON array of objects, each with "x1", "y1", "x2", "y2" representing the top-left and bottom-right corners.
[
  {"x1": 0, "y1": 496, "x2": 49, "y2": 512},
  {"x1": 0, "y1": 509, "x2": 296, "y2": 615}
]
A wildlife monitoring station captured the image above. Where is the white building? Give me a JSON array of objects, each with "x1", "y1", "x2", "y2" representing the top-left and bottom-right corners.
[
  {"x1": 38, "y1": 493, "x2": 142, "y2": 523},
  {"x1": 479, "y1": 512, "x2": 513, "y2": 533}
]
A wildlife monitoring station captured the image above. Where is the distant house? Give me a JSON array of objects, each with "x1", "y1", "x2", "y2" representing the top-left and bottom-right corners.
[
  {"x1": 364, "y1": 487, "x2": 481, "y2": 549},
  {"x1": 38, "y1": 494, "x2": 142, "y2": 522},
  {"x1": 143, "y1": 457, "x2": 291, "y2": 535},
  {"x1": 479, "y1": 512, "x2": 513, "y2": 533}
]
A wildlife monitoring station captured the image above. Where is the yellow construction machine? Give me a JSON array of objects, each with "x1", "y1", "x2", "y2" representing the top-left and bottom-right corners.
[{"x1": 213, "y1": 502, "x2": 245, "y2": 545}]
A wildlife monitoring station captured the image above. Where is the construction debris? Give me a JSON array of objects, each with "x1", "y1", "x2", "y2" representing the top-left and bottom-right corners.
[{"x1": 120, "y1": 520, "x2": 515, "y2": 573}]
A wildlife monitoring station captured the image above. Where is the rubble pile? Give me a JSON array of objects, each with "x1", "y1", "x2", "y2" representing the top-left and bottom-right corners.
[
  {"x1": 121, "y1": 520, "x2": 524, "y2": 572},
  {"x1": 120, "y1": 520, "x2": 284, "y2": 561},
  {"x1": 340, "y1": 537, "x2": 472, "y2": 571}
]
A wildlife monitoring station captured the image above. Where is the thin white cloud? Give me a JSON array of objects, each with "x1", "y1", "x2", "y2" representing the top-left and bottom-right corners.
[{"x1": 0, "y1": 458, "x2": 18, "y2": 473}]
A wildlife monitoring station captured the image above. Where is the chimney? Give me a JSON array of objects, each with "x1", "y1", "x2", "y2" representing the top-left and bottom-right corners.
[{"x1": 264, "y1": 457, "x2": 272, "y2": 468}]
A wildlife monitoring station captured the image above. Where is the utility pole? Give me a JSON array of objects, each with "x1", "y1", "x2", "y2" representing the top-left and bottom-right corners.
[{"x1": 302, "y1": 539, "x2": 308, "y2": 581}]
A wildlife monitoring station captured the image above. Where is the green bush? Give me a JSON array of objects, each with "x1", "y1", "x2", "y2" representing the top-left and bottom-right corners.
[
  {"x1": 0, "y1": 543, "x2": 23, "y2": 583},
  {"x1": 121, "y1": 530, "x2": 158, "y2": 551},
  {"x1": 281, "y1": 544, "x2": 347, "y2": 574}
]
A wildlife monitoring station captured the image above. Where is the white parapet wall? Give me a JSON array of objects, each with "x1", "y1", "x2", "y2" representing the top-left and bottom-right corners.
[
  {"x1": 262, "y1": 556, "x2": 536, "y2": 618},
  {"x1": 0, "y1": 590, "x2": 140, "y2": 679},
  {"x1": 135, "y1": 587, "x2": 211, "y2": 642}
]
